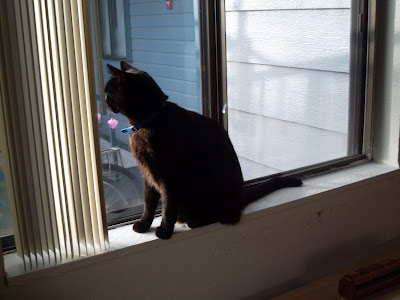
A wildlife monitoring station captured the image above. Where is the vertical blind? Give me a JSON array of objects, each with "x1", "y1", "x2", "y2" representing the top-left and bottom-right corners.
[{"x1": 0, "y1": 0, "x2": 109, "y2": 271}]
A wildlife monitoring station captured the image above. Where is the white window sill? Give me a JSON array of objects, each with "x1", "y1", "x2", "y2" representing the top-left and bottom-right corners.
[
  {"x1": 107, "y1": 161, "x2": 399, "y2": 251},
  {"x1": 4, "y1": 161, "x2": 399, "y2": 281}
]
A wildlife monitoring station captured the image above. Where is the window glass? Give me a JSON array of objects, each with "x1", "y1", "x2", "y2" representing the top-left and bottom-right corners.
[
  {"x1": 91, "y1": 0, "x2": 202, "y2": 224},
  {"x1": 98, "y1": 0, "x2": 112, "y2": 56},
  {"x1": 0, "y1": 145, "x2": 12, "y2": 238},
  {"x1": 98, "y1": 0, "x2": 127, "y2": 58},
  {"x1": 89, "y1": 0, "x2": 368, "y2": 225},
  {"x1": 225, "y1": 1, "x2": 355, "y2": 180}
]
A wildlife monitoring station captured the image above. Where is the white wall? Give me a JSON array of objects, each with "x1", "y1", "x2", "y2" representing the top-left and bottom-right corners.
[
  {"x1": 226, "y1": 1, "x2": 352, "y2": 178},
  {"x1": 372, "y1": 0, "x2": 400, "y2": 166}
]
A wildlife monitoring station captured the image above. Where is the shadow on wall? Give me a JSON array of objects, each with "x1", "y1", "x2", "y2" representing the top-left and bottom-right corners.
[{"x1": 373, "y1": 0, "x2": 399, "y2": 166}]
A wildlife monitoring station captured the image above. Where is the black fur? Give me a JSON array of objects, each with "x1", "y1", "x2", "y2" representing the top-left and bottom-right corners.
[{"x1": 105, "y1": 62, "x2": 302, "y2": 239}]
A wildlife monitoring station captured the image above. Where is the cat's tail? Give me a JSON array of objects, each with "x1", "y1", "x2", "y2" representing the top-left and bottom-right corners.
[{"x1": 243, "y1": 176, "x2": 302, "y2": 206}]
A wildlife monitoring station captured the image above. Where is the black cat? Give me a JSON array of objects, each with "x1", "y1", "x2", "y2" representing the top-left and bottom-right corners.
[{"x1": 104, "y1": 61, "x2": 302, "y2": 239}]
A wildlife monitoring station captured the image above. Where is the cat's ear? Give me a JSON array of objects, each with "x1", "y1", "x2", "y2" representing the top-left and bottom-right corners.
[
  {"x1": 107, "y1": 64, "x2": 127, "y2": 81},
  {"x1": 120, "y1": 61, "x2": 142, "y2": 73},
  {"x1": 120, "y1": 61, "x2": 134, "y2": 71}
]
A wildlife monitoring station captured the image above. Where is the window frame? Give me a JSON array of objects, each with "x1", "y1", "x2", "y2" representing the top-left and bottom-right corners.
[
  {"x1": 94, "y1": 0, "x2": 376, "y2": 226},
  {"x1": 0, "y1": 0, "x2": 377, "y2": 249},
  {"x1": 200, "y1": 0, "x2": 375, "y2": 187}
]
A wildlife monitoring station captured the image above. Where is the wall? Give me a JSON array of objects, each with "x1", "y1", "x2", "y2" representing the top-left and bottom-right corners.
[
  {"x1": 373, "y1": 0, "x2": 400, "y2": 166},
  {"x1": 130, "y1": 0, "x2": 201, "y2": 113},
  {"x1": 226, "y1": 1, "x2": 351, "y2": 177}
]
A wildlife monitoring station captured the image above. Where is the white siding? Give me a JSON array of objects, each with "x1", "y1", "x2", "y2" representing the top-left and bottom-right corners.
[
  {"x1": 228, "y1": 62, "x2": 349, "y2": 134},
  {"x1": 225, "y1": 0, "x2": 351, "y2": 11},
  {"x1": 98, "y1": 0, "x2": 201, "y2": 145},
  {"x1": 130, "y1": 0, "x2": 201, "y2": 113},
  {"x1": 226, "y1": 1, "x2": 351, "y2": 176},
  {"x1": 238, "y1": 157, "x2": 281, "y2": 181},
  {"x1": 226, "y1": 10, "x2": 350, "y2": 72},
  {"x1": 228, "y1": 110, "x2": 348, "y2": 172}
]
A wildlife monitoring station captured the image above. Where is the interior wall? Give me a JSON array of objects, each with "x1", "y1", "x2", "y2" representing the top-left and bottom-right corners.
[{"x1": 373, "y1": 0, "x2": 400, "y2": 167}]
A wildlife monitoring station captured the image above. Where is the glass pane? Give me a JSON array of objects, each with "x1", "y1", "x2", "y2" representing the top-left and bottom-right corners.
[
  {"x1": 225, "y1": 1, "x2": 353, "y2": 181},
  {"x1": 98, "y1": 0, "x2": 112, "y2": 56},
  {"x1": 110, "y1": 0, "x2": 127, "y2": 58},
  {"x1": 90, "y1": 0, "x2": 202, "y2": 224},
  {"x1": 0, "y1": 144, "x2": 13, "y2": 238}
]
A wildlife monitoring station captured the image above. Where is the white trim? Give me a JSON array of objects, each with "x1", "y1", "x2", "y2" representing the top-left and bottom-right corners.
[
  {"x1": 3, "y1": 162, "x2": 399, "y2": 274},
  {"x1": 2, "y1": 162, "x2": 400, "y2": 298}
]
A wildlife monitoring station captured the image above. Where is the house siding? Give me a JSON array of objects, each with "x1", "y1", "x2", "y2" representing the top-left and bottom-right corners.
[
  {"x1": 129, "y1": 0, "x2": 201, "y2": 113},
  {"x1": 97, "y1": 0, "x2": 201, "y2": 146},
  {"x1": 225, "y1": 1, "x2": 351, "y2": 178}
]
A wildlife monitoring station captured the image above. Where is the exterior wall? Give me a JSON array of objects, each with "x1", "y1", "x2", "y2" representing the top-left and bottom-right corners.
[
  {"x1": 129, "y1": 0, "x2": 201, "y2": 113},
  {"x1": 97, "y1": 0, "x2": 201, "y2": 147},
  {"x1": 226, "y1": 1, "x2": 352, "y2": 177}
]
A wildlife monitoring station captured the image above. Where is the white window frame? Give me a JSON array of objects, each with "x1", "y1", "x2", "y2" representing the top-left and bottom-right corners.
[{"x1": 201, "y1": 0, "x2": 374, "y2": 183}]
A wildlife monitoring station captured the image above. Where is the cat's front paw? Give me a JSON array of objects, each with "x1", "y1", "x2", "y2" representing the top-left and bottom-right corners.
[
  {"x1": 133, "y1": 220, "x2": 151, "y2": 233},
  {"x1": 155, "y1": 226, "x2": 173, "y2": 239}
]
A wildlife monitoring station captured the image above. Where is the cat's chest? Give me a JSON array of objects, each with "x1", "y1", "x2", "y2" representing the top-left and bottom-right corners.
[
  {"x1": 129, "y1": 132, "x2": 162, "y2": 188},
  {"x1": 129, "y1": 133, "x2": 153, "y2": 161}
]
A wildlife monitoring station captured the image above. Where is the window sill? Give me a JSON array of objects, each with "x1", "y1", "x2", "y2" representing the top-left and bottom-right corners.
[
  {"x1": 107, "y1": 161, "x2": 399, "y2": 251},
  {"x1": 3, "y1": 161, "x2": 399, "y2": 282}
]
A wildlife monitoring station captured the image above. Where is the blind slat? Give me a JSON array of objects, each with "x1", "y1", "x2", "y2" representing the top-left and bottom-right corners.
[
  {"x1": 18, "y1": 0, "x2": 53, "y2": 268},
  {"x1": 0, "y1": 5, "x2": 25, "y2": 260},
  {"x1": 54, "y1": 0, "x2": 85, "y2": 257},
  {"x1": 70, "y1": 0, "x2": 100, "y2": 254},
  {"x1": 26, "y1": 0, "x2": 58, "y2": 266},
  {"x1": 47, "y1": 0, "x2": 79, "y2": 259},
  {"x1": 64, "y1": 0, "x2": 94, "y2": 255},
  {"x1": 6, "y1": 0, "x2": 39, "y2": 271},
  {"x1": 79, "y1": 0, "x2": 108, "y2": 250},
  {"x1": 75, "y1": 0, "x2": 102, "y2": 252},
  {"x1": 34, "y1": 0, "x2": 68, "y2": 263},
  {"x1": 0, "y1": 0, "x2": 109, "y2": 271}
]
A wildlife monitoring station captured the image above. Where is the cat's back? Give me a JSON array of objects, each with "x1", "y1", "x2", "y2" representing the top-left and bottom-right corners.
[
  {"x1": 159, "y1": 102, "x2": 243, "y2": 182},
  {"x1": 162, "y1": 102, "x2": 244, "y2": 221},
  {"x1": 163, "y1": 102, "x2": 234, "y2": 152}
]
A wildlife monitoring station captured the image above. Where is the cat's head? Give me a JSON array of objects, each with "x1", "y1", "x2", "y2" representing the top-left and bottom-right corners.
[{"x1": 104, "y1": 61, "x2": 168, "y2": 121}]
